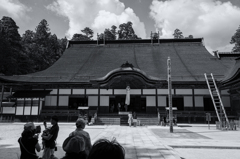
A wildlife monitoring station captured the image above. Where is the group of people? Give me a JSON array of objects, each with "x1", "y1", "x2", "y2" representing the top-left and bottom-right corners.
[
  {"x1": 157, "y1": 108, "x2": 177, "y2": 126},
  {"x1": 128, "y1": 112, "x2": 138, "y2": 127},
  {"x1": 18, "y1": 116, "x2": 125, "y2": 159}
]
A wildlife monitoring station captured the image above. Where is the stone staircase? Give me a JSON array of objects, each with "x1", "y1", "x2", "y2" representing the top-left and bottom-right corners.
[
  {"x1": 95, "y1": 113, "x2": 159, "y2": 126},
  {"x1": 96, "y1": 117, "x2": 120, "y2": 125}
]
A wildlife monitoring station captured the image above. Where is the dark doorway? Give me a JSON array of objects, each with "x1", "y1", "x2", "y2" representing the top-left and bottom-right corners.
[
  {"x1": 114, "y1": 95, "x2": 146, "y2": 113},
  {"x1": 204, "y1": 97, "x2": 215, "y2": 111},
  {"x1": 69, "y1": 96, "x2": 88, "y2": 110},
  {"x1": 167, "y1": 97, "x2": 184, "y2": 111}
]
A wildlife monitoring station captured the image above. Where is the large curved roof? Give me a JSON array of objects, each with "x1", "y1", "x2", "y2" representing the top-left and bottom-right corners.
[
  {"x1": 221, "y1": 57, "x2": 240, "y2": 87},
  {"x1": 0, "y1": 38, "x2": 235, "y2": 83}
]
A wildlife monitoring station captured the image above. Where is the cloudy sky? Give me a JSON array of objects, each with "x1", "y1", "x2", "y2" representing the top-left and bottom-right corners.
[{"x1": 1, "y1": 0, "x2": 240, "y2": 52}]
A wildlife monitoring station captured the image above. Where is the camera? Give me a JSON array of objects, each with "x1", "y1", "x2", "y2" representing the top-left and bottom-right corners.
[{"x1": 35, "y1": 125, "x2": 41, "y2": 134}]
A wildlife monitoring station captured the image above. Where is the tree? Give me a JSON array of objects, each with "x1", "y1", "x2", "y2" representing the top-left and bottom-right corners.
[
  {"x1": 151, "y1": 32, "x2": 159, "y2": 40},
  {"x1": 118, "y1": 21, "x2": 141, "y2": 40},
  {"x1": 81, "y1": 27, "x2": 94, "y2": 39},
  {"x1": 230, "y1": 25, "x2": 240, "y2": 52},
  {"x1": 188, "y1": 35, "x2": 193, "y2": 39},
  {"x1": 0, "y1": 16, "x2": 23, "y2": 75},
  {"x1": 173, "y1": 29, "x2": 184, "y2": 39},
  {"x1": 98, "y1": 25, "x2": 118, "y2": 41},
  {"x1": 71, "y1": 33, "x2": 90, "y2": 41}
]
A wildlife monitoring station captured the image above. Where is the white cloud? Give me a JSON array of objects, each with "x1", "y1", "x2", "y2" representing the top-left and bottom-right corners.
[
  {"x1": 149, "y1": 0, "x2": 240, "y2": 52},
  {"x1": 0, "y1": 0, "x2": 31, "y2": 20},
  {"x1": 46, "y1": 0, "x2": 146, "y2": 39}
]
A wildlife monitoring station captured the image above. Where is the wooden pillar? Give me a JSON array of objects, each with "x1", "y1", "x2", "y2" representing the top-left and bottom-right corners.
[
  {"x1": 98, "y1": 87, "x2": 100, "y2": 112},
  {"x1": 0, "y1": 85, "x2": 4, "y2": 114},
  {"x1": 9, "y1": 87, "x2": 12, "y2": 102},
  {"x1": 57, "y1": 87, "x2": 59, "y2": 109},
  {"x1": 192, "y1": 87, "x2": 195, "y2": 111},
  {"x1": 155, "y1": 88, "x2": 158, "y2": 110},
  {"x1": 168, "y1": 57, "x2": 173, "y2": 133}
]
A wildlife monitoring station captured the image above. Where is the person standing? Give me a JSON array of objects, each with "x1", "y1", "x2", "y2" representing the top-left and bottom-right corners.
[
  {"x1": 18, "y1": 122, "x2": 41, "y2": 159},
  {"x1": 133, "y1": 112, "x2": 137, "y2": 127},
  {"x1": 41, "y1": 116, "x2": 59, "y2": 159},
  {"x1": 68, "y1": 118, "x2": 92, "y2": 157},
  {"x1": 157, "y1": 108, "x2": 161, "y2": 125},
  {"x1": 128, "y1": 112, "x2": 133, "y2": 127}
]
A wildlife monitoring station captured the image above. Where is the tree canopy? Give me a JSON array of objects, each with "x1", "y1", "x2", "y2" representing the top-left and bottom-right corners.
[
  {"x1": 118, "y1": 22, "x2": 141, "y2": 40},
  {"x1": 0, "y1": 16, "x2": 67, "y2": 75},
  {"x1": 173, "y1": 29, "x2": 184, "y2": 39},
  {"x1": 230, "y1": 25, "x2": 240, "y2": 52},
  {"x1": 71, "y1": 27, "x2": 94, "y2": 41}
]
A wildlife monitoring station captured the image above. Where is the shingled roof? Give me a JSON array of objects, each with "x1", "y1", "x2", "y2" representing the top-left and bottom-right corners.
[
  {"x1": 0, "y1": 38, "x2": 235, "y2": 83},
  {"x1": 221, "y1": 57, "x2": 240, "y2": 87}
]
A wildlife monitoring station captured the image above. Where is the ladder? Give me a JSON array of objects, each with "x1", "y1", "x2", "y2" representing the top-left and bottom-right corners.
[{"x1": 204, "y1": 73, "x2": 229, "y2": 129}]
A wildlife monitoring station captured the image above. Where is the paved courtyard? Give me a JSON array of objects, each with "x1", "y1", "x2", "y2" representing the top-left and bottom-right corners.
[{"x1": 0, "y1": 123, "x2": 240, "y2": 159}]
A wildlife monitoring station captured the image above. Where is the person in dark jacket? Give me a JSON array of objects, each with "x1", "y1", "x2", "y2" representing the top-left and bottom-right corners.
[{"x1": 18, "y1": 122, "x2": 41, "y2": 159}]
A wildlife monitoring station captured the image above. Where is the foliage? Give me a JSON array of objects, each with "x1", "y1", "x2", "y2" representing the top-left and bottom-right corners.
[
  {"x1": 151, "y1": 32, "x2": 159, "y2": 40},
  {"x1": 118, "y1": 22, "x2": 141, "y2": 40},
  {"x1": 81, "y1": 27, "x2": 94, "y2": 39},
  {"x1": 230, "y1": 25, "x2": 240, "y2": 52},
  {"x1": 0, "y1": 16, "x2": 33, "y2": 75},
  {"x1": 71, "y1": 27, "x2": 94, "y2": 41},
  {"x1": 98, "y1": 25, "x2": 117, "y2": 41},
  {"x1": 173, "y1": 29, "x2": 184, "y2": 39},
  {"x1": 0, "y1": 16, "x2": 67, "y2": 75}
]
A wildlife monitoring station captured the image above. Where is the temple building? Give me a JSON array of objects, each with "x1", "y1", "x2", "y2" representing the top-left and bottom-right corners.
[{"x1": 0, "y1": 38, "x2": 239, "y2": 124}]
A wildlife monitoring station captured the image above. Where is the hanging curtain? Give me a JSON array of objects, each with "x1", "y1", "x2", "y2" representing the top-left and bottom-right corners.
[{"x1": 125, "y1": 86, "x2": 130, "y2": 105}]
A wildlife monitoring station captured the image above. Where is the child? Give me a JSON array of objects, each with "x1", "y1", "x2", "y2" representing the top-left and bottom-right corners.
[{"x1": 42, "y1": 121, "x2": 51, "y2": 150}]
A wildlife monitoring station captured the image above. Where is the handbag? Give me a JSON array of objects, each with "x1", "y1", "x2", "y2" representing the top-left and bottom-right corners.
[{"x1": 19, "y1": 137, "x2": 39, "y2": 159}]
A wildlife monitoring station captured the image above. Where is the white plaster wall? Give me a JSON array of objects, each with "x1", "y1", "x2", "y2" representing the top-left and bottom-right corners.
[
  {"x1": 58, "y1": 96, "x2": 69, "y2": 106},
  {"x1": 114, "y1": 89, "x2": 126, "y2": 95},
  {"x1": 130, "y1": 89, "x2": 141, "y2": 95},
  {"x1": 143, "y1": 89, "x2": 156, "y2": 95},
  {"x1": 86, "y1": 89, "x2": 98, "y2": 94},
  {"x1": 49, "y1": 89, "x2": 58, "y2": 95},
  {"x1": 72, "y1": 89, "x2": 85, "y2": 94},
  {"x1": 24, "y1": 107, "x2": 31, "y2": 115},
  {"x1": 158, "y1": 96, "x2": 166, "y2": 107},
  {"x1": 157, "y1": 89, "x2": 174, "y2": 95},
  {"x1": 146, "y1": 96, "x2": 156, "y2": 107},
  {"x1": 176, "y1": 89, "x2": 192, "y2": 95},
  {"x1": 222, "y1": 96, "x2": 230, "y2": 107},
  {"x1": 100, "y1": 89, "x2": 113, "y2": 95},
  {"x1": 45, "y1": 96, "x2": 57, "y2": 106},
  {"x1": 88, "y1": 96, "x2": 98, "y2": 106},
  {"x1": 100, "y1": 96, "x2": 109, "y2": 106},
  {"x1": 194, "y1": 89, "x2": 209, "y2": 95},
  {"x1": 195, "y1": 96, "x2": 204, "y2": 107},
  {"x1": 31, "y1": 107, "x2": 38, "y2": 115},
  {"x1": 59, "y1": 89, "x2": 71, "y2": 94},
  {"x1": 221, "y1": 90, "x2": 229, "y2": 95},
  {"x1": 16, "y1": 107, "x2": 23, "y2": 115},
  {"x1": 184, "y1": 96, "x2": 193, "y2": 107},
  {"x1": 2, "y1": 107, "x2": 15, "y2": 114}
]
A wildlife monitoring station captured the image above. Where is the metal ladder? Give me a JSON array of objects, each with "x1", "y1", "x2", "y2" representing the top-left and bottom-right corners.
[{"x1": 204, "y1": 73, "x2": 230, "y2": 129}]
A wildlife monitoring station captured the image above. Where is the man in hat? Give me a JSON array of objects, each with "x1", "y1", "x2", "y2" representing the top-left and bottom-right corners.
[
  {"x1": 41, "y1": 116, "x2": 59, "y2": 159},
  {"x1": 68, "y1": 118, "x2": 92, "y2": 157}
]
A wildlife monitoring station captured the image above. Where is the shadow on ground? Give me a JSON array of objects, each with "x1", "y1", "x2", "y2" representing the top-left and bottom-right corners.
[{"x1": 151, "y1": 129, "x2": 210, "y2": 139}]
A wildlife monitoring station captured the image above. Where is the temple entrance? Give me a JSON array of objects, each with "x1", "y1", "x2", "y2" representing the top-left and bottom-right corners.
[{"x1": 110, "y1": 95, "x2": 146, "y2": 113}]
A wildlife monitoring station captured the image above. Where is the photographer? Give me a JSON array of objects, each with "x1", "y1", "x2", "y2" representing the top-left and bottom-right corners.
[
  {"x1": 18, "y1": 122, "x2": 41, "y2": 159},
  {"x1": 41, "y1": 116, "x2": 59, "y2": 159}
]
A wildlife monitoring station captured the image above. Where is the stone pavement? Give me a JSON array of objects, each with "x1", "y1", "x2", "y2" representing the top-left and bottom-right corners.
[{"x1": 1, "y1": 123, "x2": 240, "y2": 159}]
